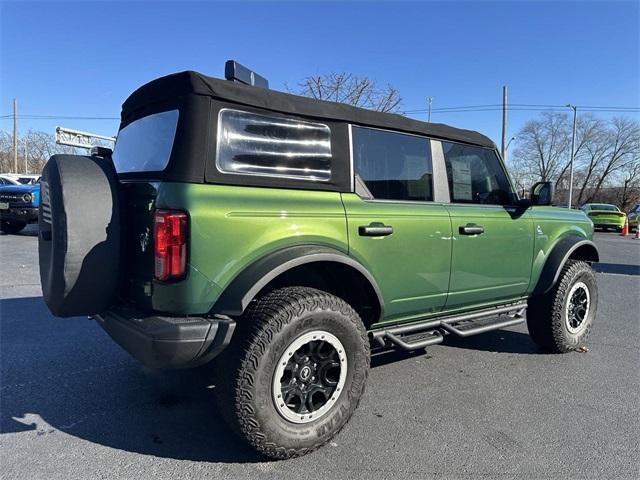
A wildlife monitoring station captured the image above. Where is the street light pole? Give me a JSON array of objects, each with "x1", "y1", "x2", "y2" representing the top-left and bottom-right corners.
[
  {"x1": 23, "y1": 138, "x2": 28, "y2": 174},
  {"x1": 427, "y1": 97, "x2": 432, "y2": 122},
  {"x1": 566, "y1": 104, "x2": 577, "y2": 208}
]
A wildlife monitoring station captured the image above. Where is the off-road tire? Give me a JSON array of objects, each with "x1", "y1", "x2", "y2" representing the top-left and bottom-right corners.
[
  {"x1": 527, "y1": 260, "x2": 597, "y2": 353},
  {"x1": 0, "y1": 220, "x2": 27, "y2": 234},
  {"x1": 215, "y1": 286, "x2": 370, "y2": 459}
]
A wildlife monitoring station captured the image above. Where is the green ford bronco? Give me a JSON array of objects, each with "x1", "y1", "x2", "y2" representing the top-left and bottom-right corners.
[{"x1": 38, "y1": 63, "x2": 599, "y2": 459}]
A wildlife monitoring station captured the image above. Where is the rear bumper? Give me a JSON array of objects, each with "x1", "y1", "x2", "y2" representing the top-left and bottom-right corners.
[
  {"x1": 93, "y1": 307, "x2": 235, "y2": 369},
  {"x1": 0, "y1": 206, "x2": 38, "y2": 223},
  {"x1": 592, "y1": 221, "x2": 625, "y2": 229}
]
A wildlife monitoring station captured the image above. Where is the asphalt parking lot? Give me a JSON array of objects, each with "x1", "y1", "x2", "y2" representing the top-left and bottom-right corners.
[{"x1": 1, "y1": 227, "x2": 638, "y2": 479}]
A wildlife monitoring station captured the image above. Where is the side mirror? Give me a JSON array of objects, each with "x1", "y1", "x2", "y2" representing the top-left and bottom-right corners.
[{"x1": 530, "y1": 181, "x2": 554, "y2": 206}]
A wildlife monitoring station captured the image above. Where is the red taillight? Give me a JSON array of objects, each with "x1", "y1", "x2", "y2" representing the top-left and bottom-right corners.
[{"x1": 154, "y1": 210, "x2": 188, "y2": 281}]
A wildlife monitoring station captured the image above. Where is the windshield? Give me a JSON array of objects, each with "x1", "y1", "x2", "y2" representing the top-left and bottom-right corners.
[
  {"x1": 112, "y1": 110, "x2": 179, "y2": 173},
  {"x1": 589, "y1": 204, "x2": 618, "y2": 211}
]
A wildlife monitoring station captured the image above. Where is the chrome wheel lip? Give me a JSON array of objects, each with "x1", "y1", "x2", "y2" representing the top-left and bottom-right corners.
[
  {"x1": 272, "y1": 330, "x2": 347, "y2": 424},
  {"x1": 565, "y1": 281, "x2": 591, "y2": 334}
]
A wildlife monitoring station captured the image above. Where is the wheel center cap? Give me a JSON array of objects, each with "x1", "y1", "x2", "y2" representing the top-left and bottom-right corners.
[{"x1": 299, "y1": 366, "x2": 312, "y2": 382}]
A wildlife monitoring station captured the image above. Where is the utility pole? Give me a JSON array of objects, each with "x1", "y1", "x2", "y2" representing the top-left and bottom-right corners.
[
  {"x1": 13, "y1": 98, "x2": 18, "y2": 173},
  {"x1": 427, "y1": 97, "x2": 432, "y2": 122},
  {"x1": 501, "y1": 86, "x2": 507, "y2": 160},
  {"x1": 566, "y1": 104, "x2": 578, "y2": 208}
]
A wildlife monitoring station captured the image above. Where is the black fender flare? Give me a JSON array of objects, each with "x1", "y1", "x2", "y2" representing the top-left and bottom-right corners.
[
  {"x1": 532, "y1": 236, "x2": 599, "y2": 296},
  {"x1": 212, "y1": 245, "x2": 384, "y2": 320}
]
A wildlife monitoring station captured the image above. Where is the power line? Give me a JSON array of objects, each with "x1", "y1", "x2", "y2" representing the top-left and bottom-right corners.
[
  {"x1": 404, "y1": 104, "x2": 501, "y2": 113},
  {"x1": 511, "y1": 103, "x2": 637, "y2": 110},
  {"x1": 401, "y1": 105, "x2": 640, "y2": 115}
]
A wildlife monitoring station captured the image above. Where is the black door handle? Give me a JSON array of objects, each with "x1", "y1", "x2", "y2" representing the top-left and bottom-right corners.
[
  {"x1": 459, "y1": 225, "x2": 484, "y2": 235},
  {"x1": 359, "y1": 224, "x2": 394, "y2": 237}
]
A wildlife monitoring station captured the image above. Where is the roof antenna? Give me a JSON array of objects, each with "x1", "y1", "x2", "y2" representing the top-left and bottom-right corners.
[{"x1": 224, "y1": 60, "x2": 269, "y2": 89}]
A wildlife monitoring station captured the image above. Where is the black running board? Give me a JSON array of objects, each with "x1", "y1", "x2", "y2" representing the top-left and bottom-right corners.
[{"x1": 370, "y1": 302, "x2": 527, "y2": 351}]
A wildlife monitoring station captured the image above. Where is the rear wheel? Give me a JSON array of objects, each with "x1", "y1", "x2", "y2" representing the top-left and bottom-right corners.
[
  {"x1": 527, "y1": 260, "x2": 597, "y2": 353},
  {"x1": 215, "y1": 286, "x2": 370, "y2": 459},
  {"x1": 0, "y1": 220, "x2": 26, "y2": 234}
]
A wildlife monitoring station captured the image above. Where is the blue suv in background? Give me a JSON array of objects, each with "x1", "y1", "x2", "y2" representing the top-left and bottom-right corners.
[{"x1": 0, "y1": 182, "x2": 40, "y2": 234}]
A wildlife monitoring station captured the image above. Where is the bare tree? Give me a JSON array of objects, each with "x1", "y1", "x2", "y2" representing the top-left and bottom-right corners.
[
  {"x1": 552, "y1": 114, "x2": 599, "y2": 191},
  {"x1": 585, "y1": 117, "x2": 640, "y2": 201},
  {"x1": 291, "y1": 72, "x2": 402, "y2": 113},
  {"x1": 0, "y1": 131, "x2": 13, "y2": 172},
  {"x1": 571, "y1": 115, "x2": 610, "y2": 205},
  {"x1": 617, "y1": 157, "x2": 640, "y2": 210},
  {"x1": 511, "y1": 112, "x2": 571, "y2": 184},
  {"x1": 509, "y1": 113, "x2": 640, "y2": 208},
  {"x1": 0, "y1": 129, "x2": 76, "y2": 174}
]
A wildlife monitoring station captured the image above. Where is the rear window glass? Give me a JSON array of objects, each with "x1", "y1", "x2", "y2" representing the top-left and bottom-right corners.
[
  {"x1": 216, "y1": 109, "x2": 332, "y2": 181},
  {"x1": 112, "y1": 110, "x2": 179, "y2": 173},
  {"x1": 589, "y1": 204, "x2": 618, "y2": 211}
]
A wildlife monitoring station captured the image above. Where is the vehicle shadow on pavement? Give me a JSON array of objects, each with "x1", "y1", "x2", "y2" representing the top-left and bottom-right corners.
[
  {"x1": 0, "y1": 225, "x2": 39, "y2": 237},
  {"x1": 370, "y1": 329, "x2": 542, "y2": 361},
  {"x1": 441, "y1": 329, "x2": 543, "y2": 354},
  {"x1": 370, "y1": 348, "x2": 428, "y2": 368},
  {"x1": 0, "y1": 296, "x2": 265, "y2": 463},
  {"x1": 593, "y1": 262, "x2": 640, "y2": 276}
]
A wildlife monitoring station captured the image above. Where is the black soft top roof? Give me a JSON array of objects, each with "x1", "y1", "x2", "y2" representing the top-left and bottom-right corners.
[{"x1": 121, "y1": 70, "x2": 495, "y2": 148}]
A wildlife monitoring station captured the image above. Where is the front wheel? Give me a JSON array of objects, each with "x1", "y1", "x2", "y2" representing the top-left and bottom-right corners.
[
  {"x1": 215, "y1": 287, "x2": 370, "y2": 459},
  {"x1": 527, "y1": 260, "x2": 598, "y2": 353}
]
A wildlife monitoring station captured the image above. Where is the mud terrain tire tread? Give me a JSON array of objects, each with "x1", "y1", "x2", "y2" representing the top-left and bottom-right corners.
[
  {"x1": 215, "y1": 286, "x2": 369, "y2": 459},
  {"x1": 527, "y1": 260, "x2": 597, "y2": 353}
]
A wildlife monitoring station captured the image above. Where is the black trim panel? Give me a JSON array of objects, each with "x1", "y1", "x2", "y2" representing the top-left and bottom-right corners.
[
  {"x1": 533, "y1": 236, "x2": 599, "y2": 295},
  {"x1": 94, "y1": 307, "x2": 235, "y2": 369},
  {"x1": 212, "y1": 245, "x2": 384, "y2": 320}
]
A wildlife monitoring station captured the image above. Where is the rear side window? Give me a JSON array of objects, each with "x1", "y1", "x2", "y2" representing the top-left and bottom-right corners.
[
  {"x1": 352, "y1": 126, "x2": 433, "y2": 201},
  {"x1": 112, "y1": 110, "x2": 179, "y2": 173},
  {"x1": 442, "y1": 142, "x2": 515, "y2": 205},
  {"x1": 216, "y1": 109, "x2": 332, "y2": 181}
]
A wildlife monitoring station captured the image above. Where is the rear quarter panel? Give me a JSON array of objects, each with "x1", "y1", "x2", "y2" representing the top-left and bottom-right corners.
[{"x1": 152, "y1": 183, "x2": 348, "y2": 314}]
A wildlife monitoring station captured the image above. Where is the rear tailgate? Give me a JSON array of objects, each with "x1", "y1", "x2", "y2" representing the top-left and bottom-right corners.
[
  {"x1": 120, "y1": 181, "x2": 158, "y2": 309},
  {"x1": 588, "y1": 210, "x2": 625, "y2": 221}
]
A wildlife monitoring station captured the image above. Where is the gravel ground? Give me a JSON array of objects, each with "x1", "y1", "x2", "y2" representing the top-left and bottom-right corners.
[{"x1": 1, "y1": 227, "x2": 638, "y2": 480}]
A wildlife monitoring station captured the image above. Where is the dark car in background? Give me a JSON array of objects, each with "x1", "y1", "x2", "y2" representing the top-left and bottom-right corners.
[
  {"x1": 628, "y1": 204, "x2": 640, "y2": 231},
  {"x1": 0, "y1": 182, "x2": 40, "y2": 234}
]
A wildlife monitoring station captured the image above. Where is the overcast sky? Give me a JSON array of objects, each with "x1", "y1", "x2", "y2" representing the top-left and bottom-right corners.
[{"x1": 1, "y1": 0, "x2": 638, "y2": 158}]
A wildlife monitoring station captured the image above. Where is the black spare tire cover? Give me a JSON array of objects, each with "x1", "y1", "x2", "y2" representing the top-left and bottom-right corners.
[{"x1": 39, "y1": 154, "x2": 121, "y2": 317}]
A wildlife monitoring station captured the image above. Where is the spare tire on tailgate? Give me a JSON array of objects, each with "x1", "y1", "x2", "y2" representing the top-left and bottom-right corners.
[{"x1": 39, "y1": 154, "x2": 121, "y2": 317}]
